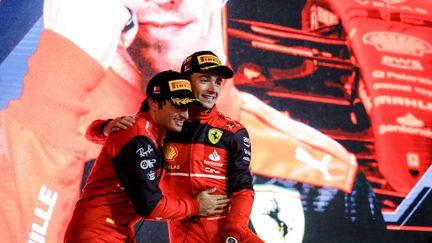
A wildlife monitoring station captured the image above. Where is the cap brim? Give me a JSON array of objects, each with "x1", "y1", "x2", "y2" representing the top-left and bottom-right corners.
[{"x1": 208, "y1": 65, "x2": 234, "y2": 79}]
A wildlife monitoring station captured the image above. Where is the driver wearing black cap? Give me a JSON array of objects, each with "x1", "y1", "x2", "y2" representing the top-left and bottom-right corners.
[
  {"x1": 64, "y1": 70, "x2": 230, "y2": 243},
  {"x1": 85, "y1": 52, "x2": 264, "y2": 243},
  {"x1": 160, "y1": 51, "x2": 264, "y2": 243}
]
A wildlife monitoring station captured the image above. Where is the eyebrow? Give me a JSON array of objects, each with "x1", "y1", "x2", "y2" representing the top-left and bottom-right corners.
[{"x1": 196, "y1": 73, "x2": 222, "y2": 80}]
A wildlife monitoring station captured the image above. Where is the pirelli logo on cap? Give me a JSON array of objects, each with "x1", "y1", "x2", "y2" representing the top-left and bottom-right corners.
[
  {"x1": 197, "y1": 54, "x2": 221, "y2": 65},
  {"x1": 168, "y1": 79, "x2": 192, "y2": 92}
]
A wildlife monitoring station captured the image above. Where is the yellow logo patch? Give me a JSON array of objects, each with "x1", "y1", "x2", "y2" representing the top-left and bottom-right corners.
[
  {"x1": 171, "y1": 97, "x2": 198, "y2": 106},
  {"x1": 197, "y1": 54, "x2": 222, "y2": 65},
  {"x1": 164, "y1": 145, "x2": 178, "y2": 161},
  {"x1": 208, "y1": 128, "x2": 223, "y2": 144},
  {"x1": 105, "y1": 217, "x2": 116, "y2": 225},
  {"x1": 168, "y1": 79, "x2": 192, "y2": 92}
]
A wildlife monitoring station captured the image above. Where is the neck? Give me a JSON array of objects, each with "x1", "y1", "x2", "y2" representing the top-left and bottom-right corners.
[{"x1": 148, "y1": 110, "x2": 166, "y2": 134}]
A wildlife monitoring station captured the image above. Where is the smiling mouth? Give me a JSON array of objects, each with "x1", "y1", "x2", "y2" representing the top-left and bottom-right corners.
[
  {"x1": 202, "y1": 95, "x2": 216, "y2": 102},
  {"x1": 140, "y1": 20, "x2": 192, "y2": 30},
  {"x1": 174, "y1": 118, "x2": 185, "y2": 126}
]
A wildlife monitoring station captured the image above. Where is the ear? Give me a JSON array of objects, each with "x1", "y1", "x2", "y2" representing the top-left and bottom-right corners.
[{"x1": 148, "y1": 98, "x2": 158, "y2": 111}]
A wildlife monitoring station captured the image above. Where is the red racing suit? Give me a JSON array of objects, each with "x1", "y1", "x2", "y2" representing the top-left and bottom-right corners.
[
  {"x1": 159, "y1": 105, "x2": 262, "y2": 243},
  {"x1": 64, "y1": 112, "x2": 199, "y2": 242}
]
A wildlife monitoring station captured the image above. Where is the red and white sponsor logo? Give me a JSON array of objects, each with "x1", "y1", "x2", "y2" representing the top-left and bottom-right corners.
[
  {"x1": 380, "y1": 0, "x2": 406, "y2": 4},
  {"x1": 396, "y1": 113, "x2": 424, "y2": 127},
  {"x1": 165, "y1": 164, "x2": 180, "y2": 170},
  {"x1": 355, "y1": 0, "x2": 428, "y2": 15},
  {"x1": 414, "y1": 87, "x2": 432, "y2": 99},
  {"x1": 309, "y1": 5, "x2": 339, "y2": 31},
  {"x1": 204, "y1": 150, "x2": 224, "y2": 167},
  {"x1": 208, "y1": 150, "x2": 220, "y2": 161},
  {"x1": 28, "y1": 185, "x2": 57, "y2": 243},
  {"x1": 378, "y1": 113, "x2": 432, "y2": 138},
  {"x1": 374, "y1": 95, "x2": 432, "y2": 112},
  {"x1": 381, "y1": 55, "x2": 423, "y2": 71},
  {"x1": 205, "y1": 167, "x2": 221, "y2": 174},
  {"x1": 373, "y1": 82, "x2": 411, "y2": 92},
  {"x1": 363, "y1": 32, "x2": 432, "y2": 57},
  {"x1": 372, "y1": 70, "x2": 432, "y2": 87}
]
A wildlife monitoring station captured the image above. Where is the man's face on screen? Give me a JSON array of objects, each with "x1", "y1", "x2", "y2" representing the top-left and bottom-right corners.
[{"x1": 126, "y1": 0, "x2": 225, "y2": 75}]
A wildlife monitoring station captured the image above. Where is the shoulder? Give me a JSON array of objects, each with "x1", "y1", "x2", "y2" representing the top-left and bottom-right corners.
[
  {"x1": 107, "y1": 114, "x2": 156, "y2": 146},
  {"x1": 216, "y1": 111, "x2": 246, "y2": 133}
]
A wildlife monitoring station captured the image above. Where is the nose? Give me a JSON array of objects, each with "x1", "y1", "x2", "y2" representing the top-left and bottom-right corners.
[
  {"x1": 180, "y1": 108, "x2": 189, "y2": 120},
  {"x1": 208, "y1": 82, "x2": 217, "y2": 93}
]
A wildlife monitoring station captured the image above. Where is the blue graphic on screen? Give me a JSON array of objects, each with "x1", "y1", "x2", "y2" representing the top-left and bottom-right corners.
[{"x1": 0, "y1": 0, "x2": 43, "y2": 109}]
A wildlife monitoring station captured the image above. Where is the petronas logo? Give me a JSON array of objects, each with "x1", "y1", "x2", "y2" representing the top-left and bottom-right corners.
[{"x1": 208, "y1": 128, "x2": 223, "y2": 144}]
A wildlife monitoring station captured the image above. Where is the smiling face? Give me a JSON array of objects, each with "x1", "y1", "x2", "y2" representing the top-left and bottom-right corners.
[
  {"x1": 124, "y1": 0, "x2": 225, "y2": 82},
  {"x1": 151, "y1": 100, "x2": 189, "y2": 133},
  {"x1": 190, "y1": 71, "x2": 223, "y2": 111}
]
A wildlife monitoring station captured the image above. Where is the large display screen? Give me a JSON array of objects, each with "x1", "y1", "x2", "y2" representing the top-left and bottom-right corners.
[{"x1": 0, "y1": 0, "x2": 430, "y2": 242}]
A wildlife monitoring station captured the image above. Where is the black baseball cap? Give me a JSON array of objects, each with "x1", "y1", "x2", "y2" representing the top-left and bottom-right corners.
[
  {"x1": 181, "y1": 50, "x2": 234, "y2": 79},
  {"x1": 146, "y1": 70, "x2": 198, "y2": 106}
]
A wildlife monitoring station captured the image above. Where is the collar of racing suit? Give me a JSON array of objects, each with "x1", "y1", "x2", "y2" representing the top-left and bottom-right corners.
[
  {"x1": 139, "y1": 112, "x2": 166, "y2": 144},
  {"x1": 188, "y1": 104, "x2": 218, "y2": 123}
]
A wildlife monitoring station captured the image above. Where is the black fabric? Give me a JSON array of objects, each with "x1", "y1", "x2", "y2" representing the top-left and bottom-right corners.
[
  {"x1": 227, "y1": 128, "x2": 254, "y2": 195},
  {"x1": 165, "y1": 121, "x2": 253, "y2": 196},
  {"x1": 112, "y1": 136, "x2": 163, "y2": 216},
  {"x1": 181, "y1": 50, "x2": 234, "y2": 79},
  {"x1": 145, "y1": 70, "x2": 196, "y2": 106}
]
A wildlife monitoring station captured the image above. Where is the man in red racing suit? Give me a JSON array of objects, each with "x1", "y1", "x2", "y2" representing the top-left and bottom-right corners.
[
  {"x1": 160, "y1": 103, "x2": 257, "y2": 242},
  {"x1": 158, "y1": 51, "x2": 261, "y2": 243},
  {"x1": 65, "y1": 71, "x2": 229, "y2": 242},
  {"x1": 87, "y1": 51, "x2": 263, "y2": 243}
]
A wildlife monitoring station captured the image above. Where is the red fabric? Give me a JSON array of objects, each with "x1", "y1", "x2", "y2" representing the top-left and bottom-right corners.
[
  {"x1": 0, "y1": 29, "x2": 143, "y2": 242},
  {"x1": 85, "y1": 119, "x2": 111, "y2": 144},
  {"x1": 0, "y1": 30, "x2": 104, "y2": 242},
  {"x1": 222, "y1": 86, "x2": 358, "y2": 193},
  {"x1": 64, "y1": 113, "x2": 199, "y2": 241},
  {"x1": 328, "y1": 0, "x2": 432, "y2": 193},
  {"x1": 224, "y1": 189, "x2": 255, "y2": 240},
  {"x1": 160, "y1": 106, "x2": 261, "y2": 242}
]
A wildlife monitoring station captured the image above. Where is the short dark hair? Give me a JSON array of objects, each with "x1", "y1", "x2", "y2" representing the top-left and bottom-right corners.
[
  {"x1": 139, "y1": 98, "x2": 166, "y2": 112},
  {"x1": 139, "y1": 99, "x2": 150, "y2": 112}
]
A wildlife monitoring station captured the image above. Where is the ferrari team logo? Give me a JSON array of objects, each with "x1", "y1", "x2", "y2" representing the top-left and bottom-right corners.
[{"x1": 208, "y1": 128, "x2": 223, "y2": 144}]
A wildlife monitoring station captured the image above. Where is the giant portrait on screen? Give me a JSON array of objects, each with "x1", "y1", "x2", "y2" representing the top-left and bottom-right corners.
[{"x1": 0, "y1": 0, "x2": 430, "y2": 242}]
